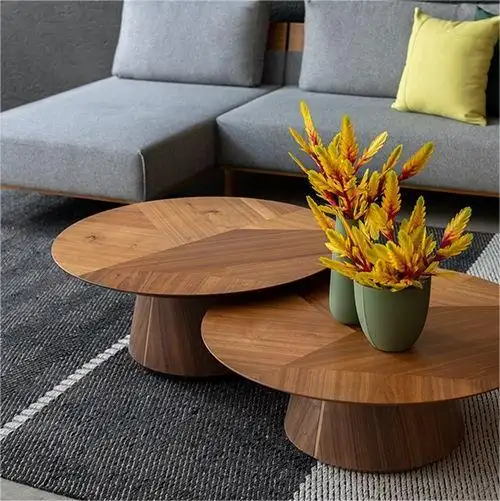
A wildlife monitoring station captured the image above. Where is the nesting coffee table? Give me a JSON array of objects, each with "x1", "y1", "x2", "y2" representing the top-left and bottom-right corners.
[
  {"x1": 202, "y1": 272, "x2": 499, "y2": 472},
  {"x1": 51, "y1": 197, "x2": 325, "y2": 376}
]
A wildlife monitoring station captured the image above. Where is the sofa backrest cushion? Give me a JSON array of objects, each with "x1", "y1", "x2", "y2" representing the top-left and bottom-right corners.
[
  {"x1": 112, "y1": 0, "x2": 270, "y2": 87},
  {"x1": 299, "y1": 0, "x2": 491, "y2": 98}
]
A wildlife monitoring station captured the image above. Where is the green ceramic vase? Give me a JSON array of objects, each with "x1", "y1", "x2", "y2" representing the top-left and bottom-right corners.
[
  {"x1": 354, "y1": 279, "x2": 432, "y2": 352},
  {"x1": 329, "y1": 218, "x2": 359, "y2": 325}
]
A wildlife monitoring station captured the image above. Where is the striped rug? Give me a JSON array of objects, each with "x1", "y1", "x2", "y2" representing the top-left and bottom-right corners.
[{"x1": 1, "y1": 191, "x2": 498, "y2": 501}]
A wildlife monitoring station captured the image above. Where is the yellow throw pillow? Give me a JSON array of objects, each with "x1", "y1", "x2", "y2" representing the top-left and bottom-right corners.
[{"x1": 392, "y1": 8, "x2": 500, "y2": 125}]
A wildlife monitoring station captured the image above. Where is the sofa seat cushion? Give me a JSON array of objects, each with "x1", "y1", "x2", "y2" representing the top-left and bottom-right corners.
[
  {"x1": 1, "y1": 77, "x2": 272, "y2": 201},
  {"x1": 217, "y1": 87, "x2": 499, "y2": 194}
]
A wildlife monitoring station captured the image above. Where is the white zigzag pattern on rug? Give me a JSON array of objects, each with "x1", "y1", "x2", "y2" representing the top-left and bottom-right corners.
[
  {"x1": 467, "y1": 234, "x2": 500, "y2": 284},
  {"x1": 0, "y1": 336, "x2": 130, "y2": 442}
]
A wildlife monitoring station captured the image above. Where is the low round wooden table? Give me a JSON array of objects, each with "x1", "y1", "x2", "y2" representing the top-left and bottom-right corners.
[
  {"x1": 51, "y1": 197, "x2": 324, "y2": 376},
  {"x1": 202, "y1": 272, "x2": 499, "y2": 472}
]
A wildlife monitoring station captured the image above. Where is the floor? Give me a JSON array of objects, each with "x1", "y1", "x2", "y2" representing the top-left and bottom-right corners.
[
  {"x1": 1, "y1": 174, "x2": 498, "y2": 501},
  {"x1": 0, "y1": 480, "x2": 70, "y2": 501}
]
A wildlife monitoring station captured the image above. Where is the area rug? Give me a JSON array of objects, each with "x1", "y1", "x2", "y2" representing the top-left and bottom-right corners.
[{"x1": 1, "y1": 191, "x2": 499, "y2": 501}]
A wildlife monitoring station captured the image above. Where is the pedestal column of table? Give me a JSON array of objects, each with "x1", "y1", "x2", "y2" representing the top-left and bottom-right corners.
[
  {"x1": 201, "y1": 272, "x2": 499, "y2": 471},
  {"x1": 284, "y1": 395, "x2": 464, "y2": 472},
  {"x1": 129, "y1": 295, "x2": 227, "y2": 377}
]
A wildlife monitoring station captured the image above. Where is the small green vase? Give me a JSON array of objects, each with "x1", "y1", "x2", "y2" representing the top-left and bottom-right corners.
[
  {"x1": 329, "y1": 218, "x2": 359, "y2": 326},
  {"x1": 354, "y1": 279, "x2": 432, "y2": 352}
]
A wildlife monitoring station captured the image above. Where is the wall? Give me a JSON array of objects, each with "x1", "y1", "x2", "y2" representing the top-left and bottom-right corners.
[{"x1": 1, "y1": 1, "x2": 123, "y2": 110}]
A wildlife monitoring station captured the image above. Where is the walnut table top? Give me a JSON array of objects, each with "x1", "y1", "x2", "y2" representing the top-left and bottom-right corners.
[
  {"x1": 202, "y1": 271, "x2": 499, "y2": 471},
  {"x1": 202, "y1": 272, "x2": 499, "y2": 405},
  {"x1": 51, "y1": 197, "x2": 325, "y2": 297}
]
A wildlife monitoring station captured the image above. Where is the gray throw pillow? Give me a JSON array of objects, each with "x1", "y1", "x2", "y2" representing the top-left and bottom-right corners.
[
  {"x1": 112, "y1": 0, "x2": 270, "y2": 87},
  {"x1": 299, "y1": 0, "x2": 472, "y2": 98}
]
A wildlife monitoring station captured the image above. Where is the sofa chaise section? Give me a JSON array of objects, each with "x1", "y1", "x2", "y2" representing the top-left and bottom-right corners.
[
  {"x1": 217, "y1": 87, "x2": 500, "y2": 195},
  {"x1": 1, "y1": 0, "x2": 276, "y2": 202},
  {"x1": 1, "y1": 77, "x2": 272, "y2": 201}
]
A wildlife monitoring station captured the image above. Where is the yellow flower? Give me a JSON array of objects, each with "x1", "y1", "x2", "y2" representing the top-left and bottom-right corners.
[
  {"x1": 356, "y1": 131, "x2": 389, "y2": 169},
  {"x1": 400, "y1": 196, "x2": 426, "y2": 236},
  {"x1": 367, "y1": 171, "x2": 381, "y2": 202},
  {"x1": 289, "y1": 127, "x2": 310, "y2": 155},
  {"x1": 306, "y1": 196, "x2": 334, "y2": 232},
  {"x1": 288, "y1": 152, "x2": 308, "y2": 174},
  {"x1": 441, "y1": 207, "x2": 472, "y2": 246},
  {"x1": 364, "y1": 203, "x2": 388, "y2": 240},
  {"x1": 290, "y1": 101, "x2": 434, "y2": 226},
  {"x1": 381, "y1": 144, "x2": 403, "y2": 175},
  {"x1": 315, "y1": 145, "x2": 340, "y2": 179},
  {"x1": 328, "y1": 133, "x2": 341, "y2": 158},
  {"x1": 385, "y1": 240, "x2": 407, "y2": 273},
  {"x1": 339, "y1": 116, "x2": 359, "y2": 164},
  {"x1": 381, "y1": 171, "x2": 401, "y2": 221},
  {"x1": 399, "y1": 142, "x2": 435, "y2": 181},
  {"x1": 300, "y1": 101, "x2": 322, "y2": 147},
  {"x1": 437, "y1": 233, "x2": 473, "y2": 260},
  {"x1": 307, "y1": 171, "x2": 330, "y2": 193},
  {"x1": 365, "y1": 243, "x2": 391, "y2": 265},
  {"x1": 315, "y1": 193, "x2": 473, "y2": 291},
  {"x1": 319, "y1": 257, "x2": 357, "y2": 279},
  {"x1": 325, "y1": 229, "x2": 348, "y2": 256}
]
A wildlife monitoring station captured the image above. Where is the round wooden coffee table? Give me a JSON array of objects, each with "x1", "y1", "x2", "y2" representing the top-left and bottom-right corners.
[
  {"x1": 202, "y1": 272, "x2": 499, "y2": 472},
  {"x1": 51, "y1": 197, "x2": 324, "y2": 376}
]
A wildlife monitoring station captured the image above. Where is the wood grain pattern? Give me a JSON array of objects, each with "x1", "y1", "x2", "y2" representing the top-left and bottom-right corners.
[
  {"x1": 51, "y1": 197, "x2": 325, "y2": 296},
  {"x1": 220, "y1": 166, "x2": 500, "y2": 198},
  {"x1": 129, "y1": 295, "x2": 227, "y2": 376},
  {"x1": 288, "y1": 23, "x2": 304, "y2": 52},
  {"x1": 223, "y1": 168, "x2": 236, "y2": 196},
  {"x1": 202, "y1": 272, "x2": 499, "y2": 404},
  {"x1": 267, "y1": 22, "x2": 288, "y2": 51},
  {"x1": 284, "y1": 395, "x2": 464, "y2": 472},
  {"x1": 222, "y1": 165, "x2": 306, "y2": 180}
]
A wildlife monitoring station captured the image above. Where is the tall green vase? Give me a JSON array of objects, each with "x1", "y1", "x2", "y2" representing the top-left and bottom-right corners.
[
  {"x1": 329, "y1": 218, "x2": 359, "y2": 325},
  {"x1": 354, "y1": 279, "x2": 432, "y2": 352}
]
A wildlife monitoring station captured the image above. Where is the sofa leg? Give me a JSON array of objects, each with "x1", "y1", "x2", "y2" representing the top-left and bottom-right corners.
[{"x1": 224, "y1": 168, "x2": 236, "y2": 196}]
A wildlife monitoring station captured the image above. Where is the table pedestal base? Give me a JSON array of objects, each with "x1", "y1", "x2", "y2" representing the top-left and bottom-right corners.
[
  {"x1": 129, "y1": 295, "x2": 228, "y2": 377},
  {"x1": 284, "y1": 395, "x2": 464, "y2": 472}
]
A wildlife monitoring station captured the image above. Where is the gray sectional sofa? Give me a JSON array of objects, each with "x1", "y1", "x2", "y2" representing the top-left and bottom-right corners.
[
  {"x1": 220, "y1": 0, "x2": 500, "y2": 196},
  {"x1": 1, "y1": 0, "x2": 280, "y2": 202},
  {"x1": 1, "y1": 0, "x2": 499, "y2": 202}
]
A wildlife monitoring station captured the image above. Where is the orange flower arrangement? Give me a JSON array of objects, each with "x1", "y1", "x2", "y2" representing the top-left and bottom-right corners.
[
  {"x1": 289, "y1": 101, "x2": 434, "y2": 221},
  {"x1": 290, "y1": 101, "x2": 473, "y2": 291},
  {"x1": 308, "y1": 187, "x2": 473, "y2": 291}
]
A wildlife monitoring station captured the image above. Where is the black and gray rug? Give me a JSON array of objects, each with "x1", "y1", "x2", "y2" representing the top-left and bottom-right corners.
[{"x1": 1, "y1": 191, "x2": 499, "y2": 501}]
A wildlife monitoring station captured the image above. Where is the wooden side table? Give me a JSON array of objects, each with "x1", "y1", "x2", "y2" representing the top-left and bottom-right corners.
[
  {"x1": 202, "y1": 273, "x2": 499, "y2": 472},
  {"x1": 51, "y1": 197, "x2": 325, "y2": 376}
]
